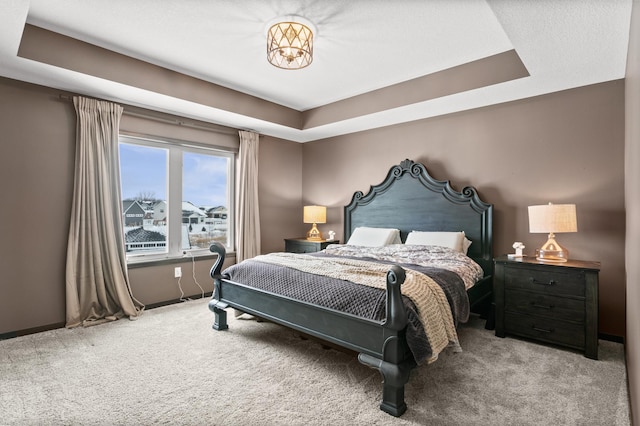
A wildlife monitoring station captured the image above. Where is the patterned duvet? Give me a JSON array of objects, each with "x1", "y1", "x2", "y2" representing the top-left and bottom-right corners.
[{"x1": 221, "y1": 244, "x2": 484, "y2": 365}]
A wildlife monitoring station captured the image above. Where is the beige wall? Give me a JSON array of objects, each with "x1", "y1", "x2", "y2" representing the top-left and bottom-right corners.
[
  {"x1": 0, "y1": 77, "x2": 302, "y2": 334},
  {"x1": 258, "y1": 136, "x2": 305, "y2": 253},
  {"x1": 0, "y1": 79, "x2": 74, "y2": 333},
  {"x1": 19, "y1": 24, "x2": 301, "y2": 130},
  {"x1": 626, "y1": 1, "x2": 640, "y2": 424},
  {"x1": 302, "y1": 80, "x2": 626, "y2": 337},
  {"x1": 0, "y1": 73, "x2": 627, "y2": 341}
]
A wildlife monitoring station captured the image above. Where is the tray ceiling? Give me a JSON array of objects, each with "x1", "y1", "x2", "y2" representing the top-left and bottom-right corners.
[{"x1": 0, "y1": 0, "x2": 632, "y2": 142}]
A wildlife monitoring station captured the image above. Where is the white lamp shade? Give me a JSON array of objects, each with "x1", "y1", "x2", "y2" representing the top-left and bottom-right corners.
[
  {"x1": 528, "y1": 203, "x2": 577, "y2": 233},
  {"x1": 303, "y1": 205, "x2": 326, "y2": 224}
]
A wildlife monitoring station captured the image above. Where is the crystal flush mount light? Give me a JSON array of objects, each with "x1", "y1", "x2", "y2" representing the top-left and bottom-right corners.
[{"x1": 267, "y1": 18, "x2": 314, "y2": 70}]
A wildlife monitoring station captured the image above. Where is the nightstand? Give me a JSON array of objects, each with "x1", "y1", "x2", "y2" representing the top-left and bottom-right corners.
[
  {"x1": 494, "y1": 255, "x2": 600, "y2": 359},
  {"x1": 284, "y1": 238, "x2": 338, "y2": 253}
]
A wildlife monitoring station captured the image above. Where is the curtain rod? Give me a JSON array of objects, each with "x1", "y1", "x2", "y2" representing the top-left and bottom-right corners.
[{"x1": 58, "y1": 94, "x2": 240, "y2": 136}]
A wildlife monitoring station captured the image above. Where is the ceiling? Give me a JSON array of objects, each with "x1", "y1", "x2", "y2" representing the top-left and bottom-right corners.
[{"x1": 0, "y1": 0, "x2": 632, "y2": 142}]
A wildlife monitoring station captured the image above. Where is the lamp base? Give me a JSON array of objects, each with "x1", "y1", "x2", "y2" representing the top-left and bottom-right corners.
[
  {"x1": 535, "y1": 248, "x2": 569, "y2": 263},
  {"x1": 306, "y1": 223, "x2": 323, "y2": 241},
  {"x1": 535, "y1": 233, "x2": 569, "y2": 262}
]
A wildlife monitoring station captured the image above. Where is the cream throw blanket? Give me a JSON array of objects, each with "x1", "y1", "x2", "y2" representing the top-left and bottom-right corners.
[{"x1": 252, "y1": 252, "x2": 459, "y2": 363}]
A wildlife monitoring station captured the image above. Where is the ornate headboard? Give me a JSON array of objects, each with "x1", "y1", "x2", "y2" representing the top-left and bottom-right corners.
[{"x1": 344, "y1": 159, "x2": 493, "y2": 276}]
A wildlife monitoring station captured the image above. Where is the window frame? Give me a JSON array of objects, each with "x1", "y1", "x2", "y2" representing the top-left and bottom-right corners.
[{"x1": 119, "y1": 134, "x2": 235, "y2": 264}]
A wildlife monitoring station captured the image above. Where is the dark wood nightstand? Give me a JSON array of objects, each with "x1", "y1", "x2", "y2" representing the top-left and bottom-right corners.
[
  {"x1": 284, "y1": 238, "x2": 338, "y2": 253},
  {"x1": 494, "y1": 255, "x2": 600, "y2": 359}
]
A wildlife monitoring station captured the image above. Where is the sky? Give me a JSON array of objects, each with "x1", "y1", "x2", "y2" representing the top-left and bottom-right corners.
[{"x1": 119, "y1": 143, "x2": 228, "y2": 208}]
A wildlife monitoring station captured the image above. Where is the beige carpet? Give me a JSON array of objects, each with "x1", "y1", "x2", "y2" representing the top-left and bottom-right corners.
[{"x1": 0, "y1": 298, "x2": 630, "y2": 425}]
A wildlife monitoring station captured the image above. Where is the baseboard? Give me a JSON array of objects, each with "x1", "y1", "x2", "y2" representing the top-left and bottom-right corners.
[
  {"x1": 143, "y1": 292, "x2": 212, "y2": 310},
  {"x1": 599, "y1": 333, "x2": 624, "y2": 344},
  {"x1": 1, "y1": 299, "x2": 621, "y2": 346},
  {"x1": 0, "y1": 293, "x2": 213, "y2": 341},
  {"x1": 0, "y1": 322, "x2": 66, "y2": 341}
]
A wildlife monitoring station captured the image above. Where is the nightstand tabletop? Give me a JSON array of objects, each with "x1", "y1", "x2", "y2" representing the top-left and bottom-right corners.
[
  {"x1": 284, "y1": 237, "x2": 338, "y2": 244},
  {"x1": 494, "y1": 255, "x2": 600, "y2": 271}
]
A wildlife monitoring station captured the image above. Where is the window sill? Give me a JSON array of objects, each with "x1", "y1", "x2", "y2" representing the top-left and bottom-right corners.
[{"x1": 126, "y1": 251, "x2": 235, "y2": 269}]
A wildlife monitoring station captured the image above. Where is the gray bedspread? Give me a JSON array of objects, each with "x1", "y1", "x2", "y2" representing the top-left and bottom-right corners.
[{"x1": 221, "y1": 251, "x2": 470, "y2": 365}]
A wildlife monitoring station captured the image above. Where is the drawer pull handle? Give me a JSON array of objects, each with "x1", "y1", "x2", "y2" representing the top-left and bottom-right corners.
[
  {"x1": 530, "y1": 278, "x2": 556, "y2": 286},
  {"x1": 531, "y1": 303, "x2": 554, "y2": 310},
  {"x1": 532, "y1": 326, "x2": 554, "y2": 333}
]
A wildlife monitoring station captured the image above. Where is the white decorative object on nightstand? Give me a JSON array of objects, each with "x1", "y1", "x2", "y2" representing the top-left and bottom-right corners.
[{"x1": 508, "y1": 241, "x2": 525, "y2": 258}]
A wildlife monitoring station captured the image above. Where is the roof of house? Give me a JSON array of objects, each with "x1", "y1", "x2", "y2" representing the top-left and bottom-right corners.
[
  {"x1": 125, "y1": 227, "x2": 165, "y2": 243},
  {"x1": 122, "y1": 200, "x2": 143, "y2": 214},
  {"x1": 182, "y1": 201, "x2": 207, "y2": 216}
]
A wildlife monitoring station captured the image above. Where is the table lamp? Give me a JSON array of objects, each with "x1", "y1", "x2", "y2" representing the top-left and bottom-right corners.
[
  {"x1": 303, "y1": 205, "x2": 326, "y2": 241},
  {"x1": 528, "y1": 203, "x2": 577, "y2": 262}
]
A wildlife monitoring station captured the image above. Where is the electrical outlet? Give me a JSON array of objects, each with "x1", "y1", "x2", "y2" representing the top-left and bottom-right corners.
[{"x1": 174, "y1": 267, "x2": 182, "y2": 278}]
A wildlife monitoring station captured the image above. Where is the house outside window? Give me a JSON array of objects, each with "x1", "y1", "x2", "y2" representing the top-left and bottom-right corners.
[{"x1": 119, "y1": 135, "x2": 234, "y2": 261}]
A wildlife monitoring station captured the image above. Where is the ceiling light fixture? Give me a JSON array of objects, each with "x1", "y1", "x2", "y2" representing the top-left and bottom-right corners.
[{"x1": 267, "y1": 19, "x2": 313, "y2": 70}]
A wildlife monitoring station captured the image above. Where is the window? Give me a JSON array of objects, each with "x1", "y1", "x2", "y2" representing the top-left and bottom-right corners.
[{"x1": 119, "y1": 135, "x2": 234, "y2": 261}]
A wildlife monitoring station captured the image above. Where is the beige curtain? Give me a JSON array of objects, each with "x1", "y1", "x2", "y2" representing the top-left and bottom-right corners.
[
  {"x1": 236, "y1": 130, "x2": 261, "y2": 262},
  {"x1": 65, "y1": 96, "x2": 143, "y2": 328}
]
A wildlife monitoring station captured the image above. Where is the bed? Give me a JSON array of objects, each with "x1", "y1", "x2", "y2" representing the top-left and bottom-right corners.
[{"x1": 208, "y1": 159, "x2": 493, "y2": 417}]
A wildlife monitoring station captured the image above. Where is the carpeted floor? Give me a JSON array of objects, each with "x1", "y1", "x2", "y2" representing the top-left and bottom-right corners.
[{"x1": 0, "y1": 298, "x2": 630, "y2": 425}]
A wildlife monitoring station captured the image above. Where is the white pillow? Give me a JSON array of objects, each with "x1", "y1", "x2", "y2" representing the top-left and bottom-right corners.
[
  {"x1": 347, "y1": 227, "x2": 401, "y2": 247},
  {"x1": 462, "y1": 236, "x2": 472, "y2": 254},
  {"x1": 405, "y1": 231, "x2": 468, "y2": 253}
]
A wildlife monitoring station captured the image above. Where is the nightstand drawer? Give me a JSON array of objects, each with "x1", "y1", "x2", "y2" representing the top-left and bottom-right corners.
[
  {"x1": 504, "y1": 312, "x2": 585, "y2": 350},
  {"x1": 284, "y1": 238, "x2": 338, "y2": 254},
  {"x1": 286, "y1": 241, "x2": 316, "y2": 253},
  {"x1": 504, "y1": 266, "x2": 585, "y2": 297},
  {"x1": 505, "y1": 290, "x2": 585, "y2": 323}
]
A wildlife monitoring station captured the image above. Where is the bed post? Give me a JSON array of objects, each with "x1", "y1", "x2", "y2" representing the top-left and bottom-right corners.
[
  {"x1": 208, "y1": 242, "x2": 229, "y2": 331},
  {"x1": 358, "y1": 265, "x2": 416, "y2": 417}
]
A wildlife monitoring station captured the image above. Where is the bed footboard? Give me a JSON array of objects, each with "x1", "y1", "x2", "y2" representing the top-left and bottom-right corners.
[
  {"x1": 359, "y1": 353, "x2": 414, "y2": 416},
  {"x1": 358, "y1": 266, "x2": 415, "y2": 417},
  {"x1": 208, "y1": 242, "x2": 229, "y2": 330},
  {"x1": 207, "y1": 242, "x2": 416, "y2": 417}
]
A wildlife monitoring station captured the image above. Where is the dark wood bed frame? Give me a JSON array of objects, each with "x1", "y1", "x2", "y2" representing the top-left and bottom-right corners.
[{"x1": 208, "y1": 159, "x2": 493, "y2": 417}]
